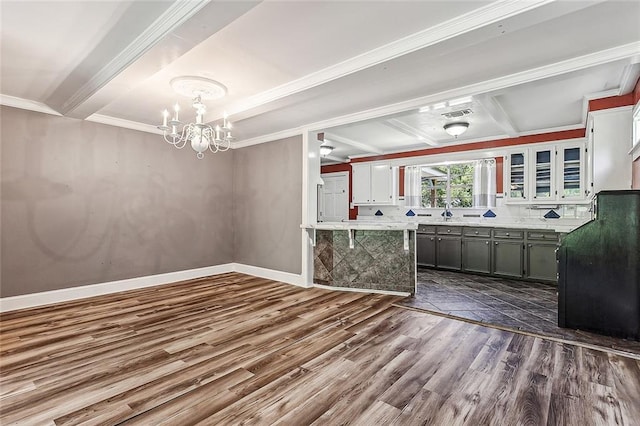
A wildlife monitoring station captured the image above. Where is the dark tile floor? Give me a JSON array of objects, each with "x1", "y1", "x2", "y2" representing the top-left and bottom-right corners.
[{"x1": 398, "y1": 268, "x2": 640, "y2": 356}]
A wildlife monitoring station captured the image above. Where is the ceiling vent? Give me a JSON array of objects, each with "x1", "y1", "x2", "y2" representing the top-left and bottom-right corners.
[{"x1": 442, "y1": 109, "x2": 473, "y2": 119}]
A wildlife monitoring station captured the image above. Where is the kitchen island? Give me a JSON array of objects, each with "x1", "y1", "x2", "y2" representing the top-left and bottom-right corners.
[{"x1": 302, "y1": 222, "x2": 418, "y2": 295}]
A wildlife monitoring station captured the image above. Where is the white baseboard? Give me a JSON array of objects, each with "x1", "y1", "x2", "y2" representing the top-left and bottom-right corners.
[
  {"x1": 313, "y1": 283, "x2": 410, "y2": 297},
  {"x1": 0, "y1": 264, "x2": 234, "y2": 312},
  {"x1": 231, "y1": 263, "x2": 306, "y2": 288},
  {"x1": 0, "y1": 263, "x2": 311, "y2": 313}
]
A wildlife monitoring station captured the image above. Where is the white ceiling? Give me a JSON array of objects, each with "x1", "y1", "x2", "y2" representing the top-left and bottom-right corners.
[{"x1": 1, "y1": 0, "x2": 639, "y2": 163}]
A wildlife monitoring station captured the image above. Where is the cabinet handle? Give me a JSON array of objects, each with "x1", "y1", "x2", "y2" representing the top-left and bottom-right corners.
[
  {"x1": 495, "y1": 242, "x2": 499, "y2": 245},
  {"x1": 438, "y1": 238, "x2": 442, "y2": 241},
  {"x1": 447, "y1": 229, "x2": 451, "y2": 233},
  {"x1": 474, "y1": 231, "x2": 478, "y2": 234},
  {"x1": 430, "y1": 237, "x2": 434, "y2": 241},
  {"x1": 528, "y1": 244, "x2": 532, "y2": 247},
  {"x1": 485, "y1": 241, "x2": 489, "y2": 245},
  {"x1": 506, "y1": 232, "x2": 510, "y2": 236}
]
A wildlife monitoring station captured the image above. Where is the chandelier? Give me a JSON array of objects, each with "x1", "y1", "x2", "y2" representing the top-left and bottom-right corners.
[{"x1": 157, "y1": 77, "x2": 234, "y2": 159}]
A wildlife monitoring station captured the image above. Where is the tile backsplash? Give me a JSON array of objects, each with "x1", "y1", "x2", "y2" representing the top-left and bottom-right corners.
[{"x1": 356, "y1": 197, "x2": 593, "y2": 230}]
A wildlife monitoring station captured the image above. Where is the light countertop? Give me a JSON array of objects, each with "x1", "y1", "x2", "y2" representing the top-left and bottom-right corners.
[
  {"x1": 304, "y1": 219, "x2": 587, "y2": 233},
  {"x1": 301, "y1": 222, "x2": 418, "y2": 231}
]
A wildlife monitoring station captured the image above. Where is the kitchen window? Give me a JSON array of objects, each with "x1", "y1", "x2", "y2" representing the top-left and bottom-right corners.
[{"x1": 418, "y1": 160, "x2": 494, "y2": 209}]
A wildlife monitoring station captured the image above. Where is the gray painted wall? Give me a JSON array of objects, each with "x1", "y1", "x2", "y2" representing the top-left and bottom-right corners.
[
  {"x1": 1, "y1": 106, "x2": 235, "y2": 297},
  {"x1": 233, "y1": 136, "x2": 302, "y2": 275}
]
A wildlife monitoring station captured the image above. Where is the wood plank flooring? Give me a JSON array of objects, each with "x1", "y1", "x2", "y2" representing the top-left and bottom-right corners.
[{"x1": 1, "y1": 272, "x2": 639, "y2": 425}]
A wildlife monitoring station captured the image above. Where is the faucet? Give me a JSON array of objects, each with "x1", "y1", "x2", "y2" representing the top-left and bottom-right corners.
[{"x1": 442, "y1": 203, "x2": 451, "y2": 222}]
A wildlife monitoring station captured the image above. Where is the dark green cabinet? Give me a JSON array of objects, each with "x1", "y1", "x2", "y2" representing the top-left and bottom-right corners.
[
  {"x1": 463, "y1": 239, "x2": 492, "y2": 274},
  {"x1": 417, "y1": 233, "x2": 436, "y2": 267},
  {"x1": 437, "y1": 237, "x2": 462, "y2": 270},
  {"x1": 492, "y1": 240, "x2": 524, "y2": 278},
  {"x1": 525, "y1": 231, "x2": 560, "y2": 281},
  {"x1": 416, "y1": 225, "x2": 559, "y2": 282}
]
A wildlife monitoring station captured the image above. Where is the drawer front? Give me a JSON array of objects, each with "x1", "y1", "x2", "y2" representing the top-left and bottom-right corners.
[
  {"x1": 463, "y1": 227, "x2": 492, "y2": 238},
  {"x1": 436, "y1": 226, "x2": 462, "y2": 236},
  {"x1": 526, "y1": 230, "x2": 559, "y2": 242},
  {"x1": 492, "y1": 229, "x2": 524, "y2": 239},
  {"x1": 417, "y1": 224, "x2": 436, "y2": 234}
]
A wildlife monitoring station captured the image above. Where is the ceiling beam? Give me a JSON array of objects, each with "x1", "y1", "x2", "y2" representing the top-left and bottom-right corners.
[
  {"x1": 322, "y1": 154, "x2": 349, "y2": 163},
  {"x1": 619, "y1": 62, "x2": 640, "y2": 95},
  {"x1": 383, "y1": 119, "x2": 439, "y2": 146},
  {"x1": 222, "y1": 0, "x2": 560, "y2": 122},
  {"x1": 48, "y1": 1, "x2": 259, "y2": 119},
  {"x1": 475, "y1": 94, "x2": 519, "y2": 138},
  {"x1": 324, "y1": 132, "x2": 383, "y2": 154}
]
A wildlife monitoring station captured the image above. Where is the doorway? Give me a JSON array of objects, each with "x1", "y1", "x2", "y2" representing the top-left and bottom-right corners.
[{"x1": 320, "y1": 172, "x2": 349, "y2": 222}]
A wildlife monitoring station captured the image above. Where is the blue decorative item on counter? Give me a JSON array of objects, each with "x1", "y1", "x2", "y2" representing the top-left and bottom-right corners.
[
  {"x1": 483, "y1": 209, "x2": 497, "y2": 218},
  {"x1": 406, "y1": 209, "x2": 416, "y2": 216},
  {"x1": 375, "y1": 210, "x2": 384, "y2": 216},
  {"x1": 544, "y1": 209, "x2": 561, "y2": 219},
  {"x1": 441, "y1": 210, "x2": 453, "y2": 217}
]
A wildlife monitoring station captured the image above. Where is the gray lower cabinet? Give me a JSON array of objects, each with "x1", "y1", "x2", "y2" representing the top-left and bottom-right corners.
[
  {"x1": 525, "y1": 230, "x2": 560, "y2": 281},
  {"x1": 526, "y1": 243, "x2": 557, "y2": 281},
  {"x1": 462, "y1": 239, "x2": 491, "y2": 274},
  {"x1": 492, "y1": 229, "x2": 524, "y2": 278},
  {"x1": 437, "y1": 237, "x2": 462, "y2": 270},
  {"x1": 417, "y1": 233, "x2": 436, "y2": 267},
  {"x1": 416, "y1": 225, "x2": 559, "y2": 282}
]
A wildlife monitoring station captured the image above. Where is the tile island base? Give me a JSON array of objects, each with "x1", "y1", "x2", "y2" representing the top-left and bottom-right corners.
[{"x1": 310, "y1": 226, "x2": 416, "y2": 295}]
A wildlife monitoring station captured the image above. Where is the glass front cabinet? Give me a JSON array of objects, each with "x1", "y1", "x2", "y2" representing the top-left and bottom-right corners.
[{"x1": 504, "y1": 141, "x2": 589, "y2": 204}]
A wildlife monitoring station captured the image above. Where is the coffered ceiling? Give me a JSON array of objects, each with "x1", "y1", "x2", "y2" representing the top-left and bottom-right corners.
[{"x1": 1, "y1": 1, "x2": 639, "y2": 163}]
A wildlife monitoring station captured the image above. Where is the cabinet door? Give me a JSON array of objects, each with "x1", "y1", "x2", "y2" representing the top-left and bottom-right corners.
[
  {"x1": 437, "y1": 237, "x2": 462, "y2": 270},
  {"x1": 531, "y1": 147, "x2": 555, "y2": 201},
  {"x1": 558, "y1": 144, "x2": 585, "y2": 200},
  {"x1": 417, "y1": 234, "x2": 436, "y2": 267},
  {"x1": 492, "y1": 241, "x2": 523, "y2": 277},
  {"x1": 351, "y1": 164, "x2": 371, "y2": 204},
  {"x1": 505, "y1": 152, "x2": 527, "y2": 201},
  {"x1": 371, "y1": 164, "x2": 393, "y2": 203},
  {"x1": 527, "y1": 243, "x2": 558, "y2": 282},
  {"x1": 462, "y1": 239, "x2": 491, "y2": 274}
]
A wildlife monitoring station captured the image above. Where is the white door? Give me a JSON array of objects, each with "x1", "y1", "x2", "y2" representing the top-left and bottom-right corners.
[{"x1": 320, "y1": 174, "x2": 349, "y2": 222}]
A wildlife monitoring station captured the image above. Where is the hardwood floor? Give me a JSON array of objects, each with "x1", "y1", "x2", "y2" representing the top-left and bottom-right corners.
[{"x1": 1, "y1": 272, "x2": 639, "y2": 425}]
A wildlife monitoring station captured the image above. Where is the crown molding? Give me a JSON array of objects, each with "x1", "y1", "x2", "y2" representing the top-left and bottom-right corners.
[
  {"x1": 517, "y1": 123, "x2": 585, "y2": 137},
  {"x1": 580, "y1": 88, "x2": 622, "y2": 126},
  {"x1": 57, "y1": 1, "x2": 210, "y2": 115},
  {"x1": 324, "y1": 132, "x2": 384, "y2": 154},
  {"x1": 232, "y1": 128, "x2": 304, "y2": 149},
  {"x1": 0, "y1": 94, "x2": 61, "y2": 116},
  {"x1": 86, "y1": 114, "x2": 164, "y2": 135},
  {"x1": 223, "y1": 0, "x2": 555, "y2": 120}
]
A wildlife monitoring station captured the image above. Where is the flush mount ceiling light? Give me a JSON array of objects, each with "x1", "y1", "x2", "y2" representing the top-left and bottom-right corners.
[
  {"x1": 157, "y1": 76, "x2": 234, "y2": 159},
  {"x1": 320, "y1": 141, "x2": 335, "y2": 156},
  {"x1": 443, "y1": 122, "x2": 469, "y2": 137}
]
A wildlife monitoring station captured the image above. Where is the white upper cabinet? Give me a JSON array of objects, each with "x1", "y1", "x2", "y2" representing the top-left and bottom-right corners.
[
  {"x1": 351, "y1": 162, "x2": 397, "y2": 205},
  {"x1": 504, "y1": 140, "x2": 589, "y2": 204},
  {"x1": 589, "y1": 107, "x2": 633, "y2": 192},
  {"x1": 351, "y1": 163, "x2": 371, "y2": 204},
  {"x1": 531, "y1": 147, "x2": 554, "y2": 201},
  {"x1": 505, "y1": 152, "x2": 528, "y2": 201},
  {"x1": 558, "y1": 143, "x2": 587, "y2": 200}
]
